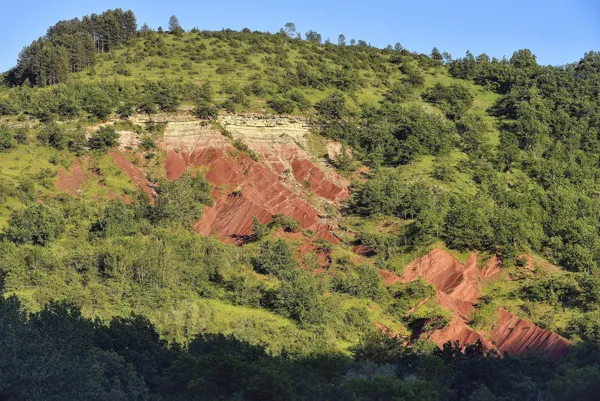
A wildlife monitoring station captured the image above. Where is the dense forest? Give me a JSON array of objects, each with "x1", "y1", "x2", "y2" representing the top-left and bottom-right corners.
[{"x1": 1, "y1": 8, "x2": 600, "y2": 400}]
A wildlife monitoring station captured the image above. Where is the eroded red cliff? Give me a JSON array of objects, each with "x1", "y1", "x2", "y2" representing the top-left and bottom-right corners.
[
  {"x1": 378, "y1": 249, "x2": 570, "y2": 357},
  {"x1": 164, "y1": 143, "x2": 344, "y2": 243}
]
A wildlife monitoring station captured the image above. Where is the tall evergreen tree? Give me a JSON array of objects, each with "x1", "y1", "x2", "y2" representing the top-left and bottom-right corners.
[{"x1": 168, "y1": 15, "x2": 181, "y2": 32}]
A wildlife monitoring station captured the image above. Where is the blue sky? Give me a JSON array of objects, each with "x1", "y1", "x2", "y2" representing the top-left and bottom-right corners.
[{"x1": 1, "y1": 0, "x2": 598, "y2": 72}]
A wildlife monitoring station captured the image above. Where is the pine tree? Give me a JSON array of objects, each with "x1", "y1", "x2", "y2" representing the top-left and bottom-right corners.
[
  {"x1": 168, "y1": 15, "x2": 181, "y2": 32},
  {"x1": 141, "y1": 22, "x2": 151, "y2": 35}
]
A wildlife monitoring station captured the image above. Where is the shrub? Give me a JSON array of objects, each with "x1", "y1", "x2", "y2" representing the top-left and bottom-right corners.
[
  {"x1": 252, "y1": 238, "x2": 297, "y2": 278},
  {"x1": 0, "y1": 125, "x2": 15, "y2": 151},
  {"x1": 193, "y1": 100, "x2": 218, "y2": 120},
  {"x1": 251, "y1": 216, "x2": 269, "y2": 240},
  {"x1": 269, "y1": 214, "x2": 301, "y2": 233},
  {"x1": 89, "y1": 126, "x2": 119, "y2": 151},
  {"x1": 332, "y1": 264, "x2": 386, "y2": 301},
  {"x1": 422, "y1": 83, "x2": 474, "y2": 120},
  {"x1": 290, "y1": 91, "x2": 311, "y2": 111},
  {"x1": 37, "y1": 123, "x2": 68, "y2": 150},
  {"x1": 150, "y1": 171, "x2": 213, "y2": 228},
  {"x1": 267, "y1": 97, "x2": 295, "y2": 114},
  {"x1": 387, "y1": 279, "x2": 436, "y2": 317},
  {"x1": 14, "y1": 128, "x2": 29, "y2": 144},
  {"x1": 82, "y1": 87, "x2": 113, "y2": 119},
  {"x1": 5, "y1": 204, "x2": 65, "y2": 245},
  {"x1": 90, "y1": 201, "x2": 138, "y2": 237},
  {"x1": 268, "y1": 270, "x2": 325, "y2": 324}
]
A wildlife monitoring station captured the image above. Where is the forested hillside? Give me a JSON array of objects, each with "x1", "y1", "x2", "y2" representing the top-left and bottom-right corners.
[{"x1": 1, "y1": 8, "x2": 600, "y2": 400}]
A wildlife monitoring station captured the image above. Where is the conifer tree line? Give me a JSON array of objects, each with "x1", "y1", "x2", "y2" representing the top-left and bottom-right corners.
[{"x1": 7, "y1": 9, "x2": 137, "y2": 86}]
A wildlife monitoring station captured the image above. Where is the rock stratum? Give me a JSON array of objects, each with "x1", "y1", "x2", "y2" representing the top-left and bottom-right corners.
[{"x1": 160, "y1": 115, "x2": 348, "y2": 243}]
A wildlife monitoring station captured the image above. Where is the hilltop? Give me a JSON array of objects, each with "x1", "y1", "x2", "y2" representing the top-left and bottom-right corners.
[{"x1": 1, "y1": 8, "x2": 600, "y2": 400}]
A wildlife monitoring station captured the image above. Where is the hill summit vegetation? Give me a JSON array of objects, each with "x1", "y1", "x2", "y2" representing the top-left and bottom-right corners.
[{"x1": 1, "y1": 8, "x2": 600, "y2": 400}]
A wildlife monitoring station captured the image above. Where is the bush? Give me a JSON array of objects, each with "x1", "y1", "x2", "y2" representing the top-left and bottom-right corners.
[
  {"x1": 343, "y1": 306, "x2": 372, "y2": 331},
  {"x1": 269, "y1": 214, "x2": 301, "y2": 233},
  {"x1": 82, "y1": 87, "x2": 113, "y2": 119},
  {"x1": 267, "y1": 97, "x2": 295, "y2": 115},
  {"x1": 387, "y1": 279, "x2": 436, "y2": 317},
  {"x1": 332, "y1": 264, "x2": 386, "y2": 301},
  {"x1": 146, "y1": 81, "x2": 181, "y2": 112},
  {"x1": 89, "y1": 126, "x2": 119, "y2": 151},
  {"x1": 37, "y1": 123, "x2": 68, "y2": 150},
  {"x1": 150, "y1": 171, "x2": 213, "y2": 228},
  {"x1": 90, "y1": 201, "x2": 138, "y2": 237},
  {"x1": 0, "y1": 125, "x2": 15, "y2": 151},
  {"x1": 251, "y1": 216, "x2": 269, "y2": 240},
  {"x1": 290, "y1": 91, "x2": 311, "y2": 111},
  {"x1": 252, "y1": 238, "x2": 297, "y2": 278},
  {"x1": 270, "y1": 270, "x2": 325, "y2": 325},
  {"x1": 193, "y1": 100, "x2": 218, "y2": 120},
  {"x1": 0, "y1": 98, "x2": 18, "y2": 115},
  {"x1": 5, "y1": 204, "x2": 65, "y2": 245},
  {"x1": 422, "y1": 83, "x2": 474, "y2": 120},
  {"x1": 14, "y1": 128, "x2": 29, "y2": 144}
]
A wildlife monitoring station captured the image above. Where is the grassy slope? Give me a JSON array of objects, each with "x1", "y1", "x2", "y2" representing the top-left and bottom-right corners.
[{"x1": 4, "y1": 31, "x2": 560, "y2": 352}]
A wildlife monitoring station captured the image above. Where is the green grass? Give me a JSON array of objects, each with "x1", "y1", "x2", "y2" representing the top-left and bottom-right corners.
[
  {"x1": 0, "y1": 145, "x2": 62, "y2": 182},
  {"x1": 87, "y1": 152, "x2": 138, "y2": 197}
]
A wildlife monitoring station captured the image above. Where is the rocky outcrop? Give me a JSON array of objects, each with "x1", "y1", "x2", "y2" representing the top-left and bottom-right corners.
[
  {"x1": 220, "y1": 115, "x2": 349, "y2": 203},
  {"x1": 167, "y1": 146, "x2": 338, "y2": 243},
  {"x1": 391, "y1": 249, "x2": 483, "y2": 318},
  {"x1": 161, "y1": 119, "x2": 345, "y2": 243}
]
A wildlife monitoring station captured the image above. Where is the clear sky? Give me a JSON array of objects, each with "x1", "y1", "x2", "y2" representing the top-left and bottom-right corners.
[{"x1": 1, "y1": 0, "x2": 598, "y2": 72}]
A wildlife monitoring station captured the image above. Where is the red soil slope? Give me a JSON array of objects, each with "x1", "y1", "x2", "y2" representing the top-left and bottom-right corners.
[
  {"x1": 109, "y1": 150, "x2": 154, "y2": 199},
  {"x1": 491, "y1": 309, "x2": 569, "y2": 358},
  {"x1": 398, "y1": 250, "x2": 483, "y2": 318},
  {"x1": 165, "y1": 147, "x2": 340, "y2": 243},
  {"x1": 429, "y1": 316, "x2": 494, "y2": 351},
  {"x1": 379, "y1": 249, "x2": 570, "y2": 357},
  {"x1": 54, "y1": 157, "x2": 91, "y2": 194},
  {"x1": 246, "y1": 143, "x2": 349, "y2": 203}
]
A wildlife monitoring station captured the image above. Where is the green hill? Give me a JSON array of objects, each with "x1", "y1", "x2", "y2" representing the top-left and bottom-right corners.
[{"x1": 1, "y1": 8, "x2": 600, "y2": 400}]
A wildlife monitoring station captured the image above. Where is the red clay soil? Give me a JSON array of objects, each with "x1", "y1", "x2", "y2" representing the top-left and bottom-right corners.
[
  {"x1": 54, "y1": 157, "x2": 91, "y2": 194},
  {"x1": 248, "y1": 144, "x2": 350, "y2": 203},
  {"x1": 290, "y1": 158, "x2": 348, "y2": 202},
  {"x1": 399, "y1": 250, "x2": 482, "y2": 310},
  {"x1": 274, "y1": 228, "x2": 331, "y2": 267},
  {"x1": 429, "y1": 316, "x2": 494, "y2": 351},
  {"x1": 109, "y1": 150, "x2": 154, "y2": 199},
  {"x1": 353, "y1": 244, "x2": 375, "y2": 257},
  {"x1": 491, "y1": 309, "x2": 570, "y2": 358},
  {"x1": 378, "y1": 249, "x2": 570, "y2": 357},
  {"x1": 165, "y1": 147, "x2": 339, "y2": 243}
]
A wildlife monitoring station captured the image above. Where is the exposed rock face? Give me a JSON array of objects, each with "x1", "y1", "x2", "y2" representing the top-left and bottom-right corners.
[
  {"x1": 491, "y1": 309, "x2": 570, "y2": 358},
  {"x1": 221, "y1": 114, "x2": 349, "y2": 203},
  {"x1": 166, "y1": 146, "x2": 339, "y2": 243},
  {"x1": 220, "y1": 114, "x2": 310, "y2": 144},
  {"x1": 379, "y1": 249, "x2": 570, "y2": 358},
  {"x1": 160, "y1": 117, "x2": 348, "y2": 243},
  {"x1": 394, "y1": 249, "x2": 482, "y2": 318},
  {"x1": 429, "y1": 317, "x2": 494, "y2": 351}
]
